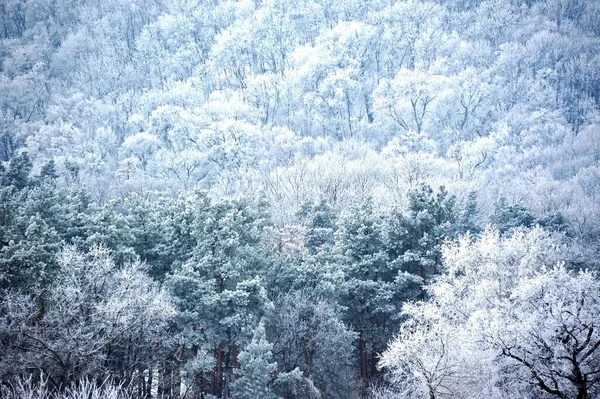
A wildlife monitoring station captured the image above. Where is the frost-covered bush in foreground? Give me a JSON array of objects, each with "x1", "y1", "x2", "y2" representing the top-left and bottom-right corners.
[
  {"x1": 0, "y1": 376, "x2": 133, "y2": 399},
  {"x1": 379, "y1": 228, "x2": 600, "y2": 399}
]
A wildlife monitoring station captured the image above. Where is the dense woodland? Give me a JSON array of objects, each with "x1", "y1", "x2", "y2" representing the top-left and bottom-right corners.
[{"x1": 0, "y1": 0, "x2": 600, "y2": 398}]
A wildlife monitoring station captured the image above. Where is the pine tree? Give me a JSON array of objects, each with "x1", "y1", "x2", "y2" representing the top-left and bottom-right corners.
[
  {"x1": 491, "y1": 197, "x2": 536, "y2": 233},
  {"x1": 124, "y1": 193, "x2": 171, "y2": 281},
  {"x1": 231, "y1": 321, "x2": 280, "y2": 399},
  {"x1": 166, "y1": 194, "x2": 273, "y2": 397},
  {"x1": 335, "y1": 199, "x2": 403, "y2": 387},
  {"x1": 456, "y1": 190, "x2": 481, "y2": 235},
  {"x1": 0, "y1": 213, "x2": 60, "y2": 292},
  {"x1": 385, "y1": 184, "x2": 457, "y2": 282},
  {"x1": 1, "y1": 152, "x2": 32, "y2": 191},
  {"x1": 84, "y1": 200, "x2": 136, "y2": 265},
  {"x1": 299, "y1": 199, "x2": 337, "y2": 255},
  {"x1": 37, "y1": 160, "x2": 58, "y2": 182}
]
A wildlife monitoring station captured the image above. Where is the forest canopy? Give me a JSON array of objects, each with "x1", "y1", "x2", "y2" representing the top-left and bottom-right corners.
[{"x1": 0, "y1": 0, "x2": 599, "y2": 398}]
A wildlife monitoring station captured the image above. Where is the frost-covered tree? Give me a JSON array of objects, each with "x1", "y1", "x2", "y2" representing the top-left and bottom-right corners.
[
  {"x1": 373, "y1": 69, "x2": 445, "y2": 137},
  {"x1": 231, "y1": 320, "x2": 280, "y2": 399},
  {"x1": 336, "y1": 199, "x2": 420, "y2": 389},
  {"x1": 268, "y1": 290, "x2": 358, "y2": 399},
  {"x1": 298, "y1": 199, "x2": 337, "y2": 257},
  {"x1": 380, "y1": 227, "x2": 600, "y2": 399},
  {"x1": 166, "y1": 195, "x2": 274, "y2": 397},
  {"x1": 384, "y1": 184, "x2": 458, "y2": 284},
  {"x1": 0, "y1": 213, "x2": 60, "y2": 292},
  {"x1": 0, "y1": 245, "x2": 175, "y2": 391}
]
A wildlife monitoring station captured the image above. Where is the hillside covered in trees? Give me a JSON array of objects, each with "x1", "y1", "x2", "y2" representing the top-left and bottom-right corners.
[{"x1": 1, "y1": 0, "x2": 599, "y2": 398}]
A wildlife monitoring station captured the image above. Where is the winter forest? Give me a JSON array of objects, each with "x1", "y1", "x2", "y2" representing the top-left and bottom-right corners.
[{"x1": 0, "y1": 0, "x2": 600, "y2": 397}]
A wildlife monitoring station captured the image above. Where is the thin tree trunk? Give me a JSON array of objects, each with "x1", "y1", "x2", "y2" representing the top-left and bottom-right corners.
[
  {"x1": 172, "y1": 357, "x2": 181, "y2": 399},
  {"x1": 146, "y1": 367, "x2": 153, "y2": 399},
  {"x1": 214, "y1": 345, "x2": 223, "y2": 397},
  {"x1": 223, "y1": 348, "x2": 232, "y2": 398},
  {"x1": 158, "y1": 353, "x2": 165, "y2": 398},
  {"x1": 359, "y1": 309, "x2": 368, "y2": 382},
  {"x1": 164, "y1": 356, "x2": 173, "y2": 399}
]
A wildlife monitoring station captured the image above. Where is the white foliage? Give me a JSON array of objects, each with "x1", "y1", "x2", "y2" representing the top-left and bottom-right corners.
[{"x1": 380, "y1": 228, "x2": 600, "y2": 398}]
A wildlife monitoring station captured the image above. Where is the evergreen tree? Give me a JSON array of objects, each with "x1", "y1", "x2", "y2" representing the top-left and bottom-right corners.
[
  {"x1": 270, "y1": 200, "x2": 341, "y2": 296},
  {"x1": 124, "y1": 193, "x2": 171, "y2": 281},
  {"x1": 384, "y1": 184, "x2": 457, "y2": 283},
  {"x1": 162, "y1": 190, "x2": 211, "y2": 274},
  {"x1": 268, "y1": 290, "x2": 358, "y2": 399},
  {"x1": 231, "y1": 321, "x2": 280, "y2": 399},
  {"x1": 0, "y1": 213, "x2": 60, "y2": 292},
  {"x1": 1, "y1": 152, "x2": 32, "y2": 191},
  {"x1": 336, "y1": 199, "x2": 418, "y2": 389},
  {"x1": 491, "y1": 197, "x2": 537, "y2": 233},
  {"x1": 456, "y1": 190, "x2": 481, "y2": 235},
  {"x1": 299, "y1": 199, "x2": 337, "y2": 255},
  {"x1": 0, "y1": 186, "x2": 17, "y2": 251},
  {"x1": 84, "y1": 200, "x2": 136, "y2": 265},
  {"x1": 166, "y1": 195, "x2": 273, "y2": 397},
  {"x1": 37, "y1": 160, "x2": 58, "y2": 182}
]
